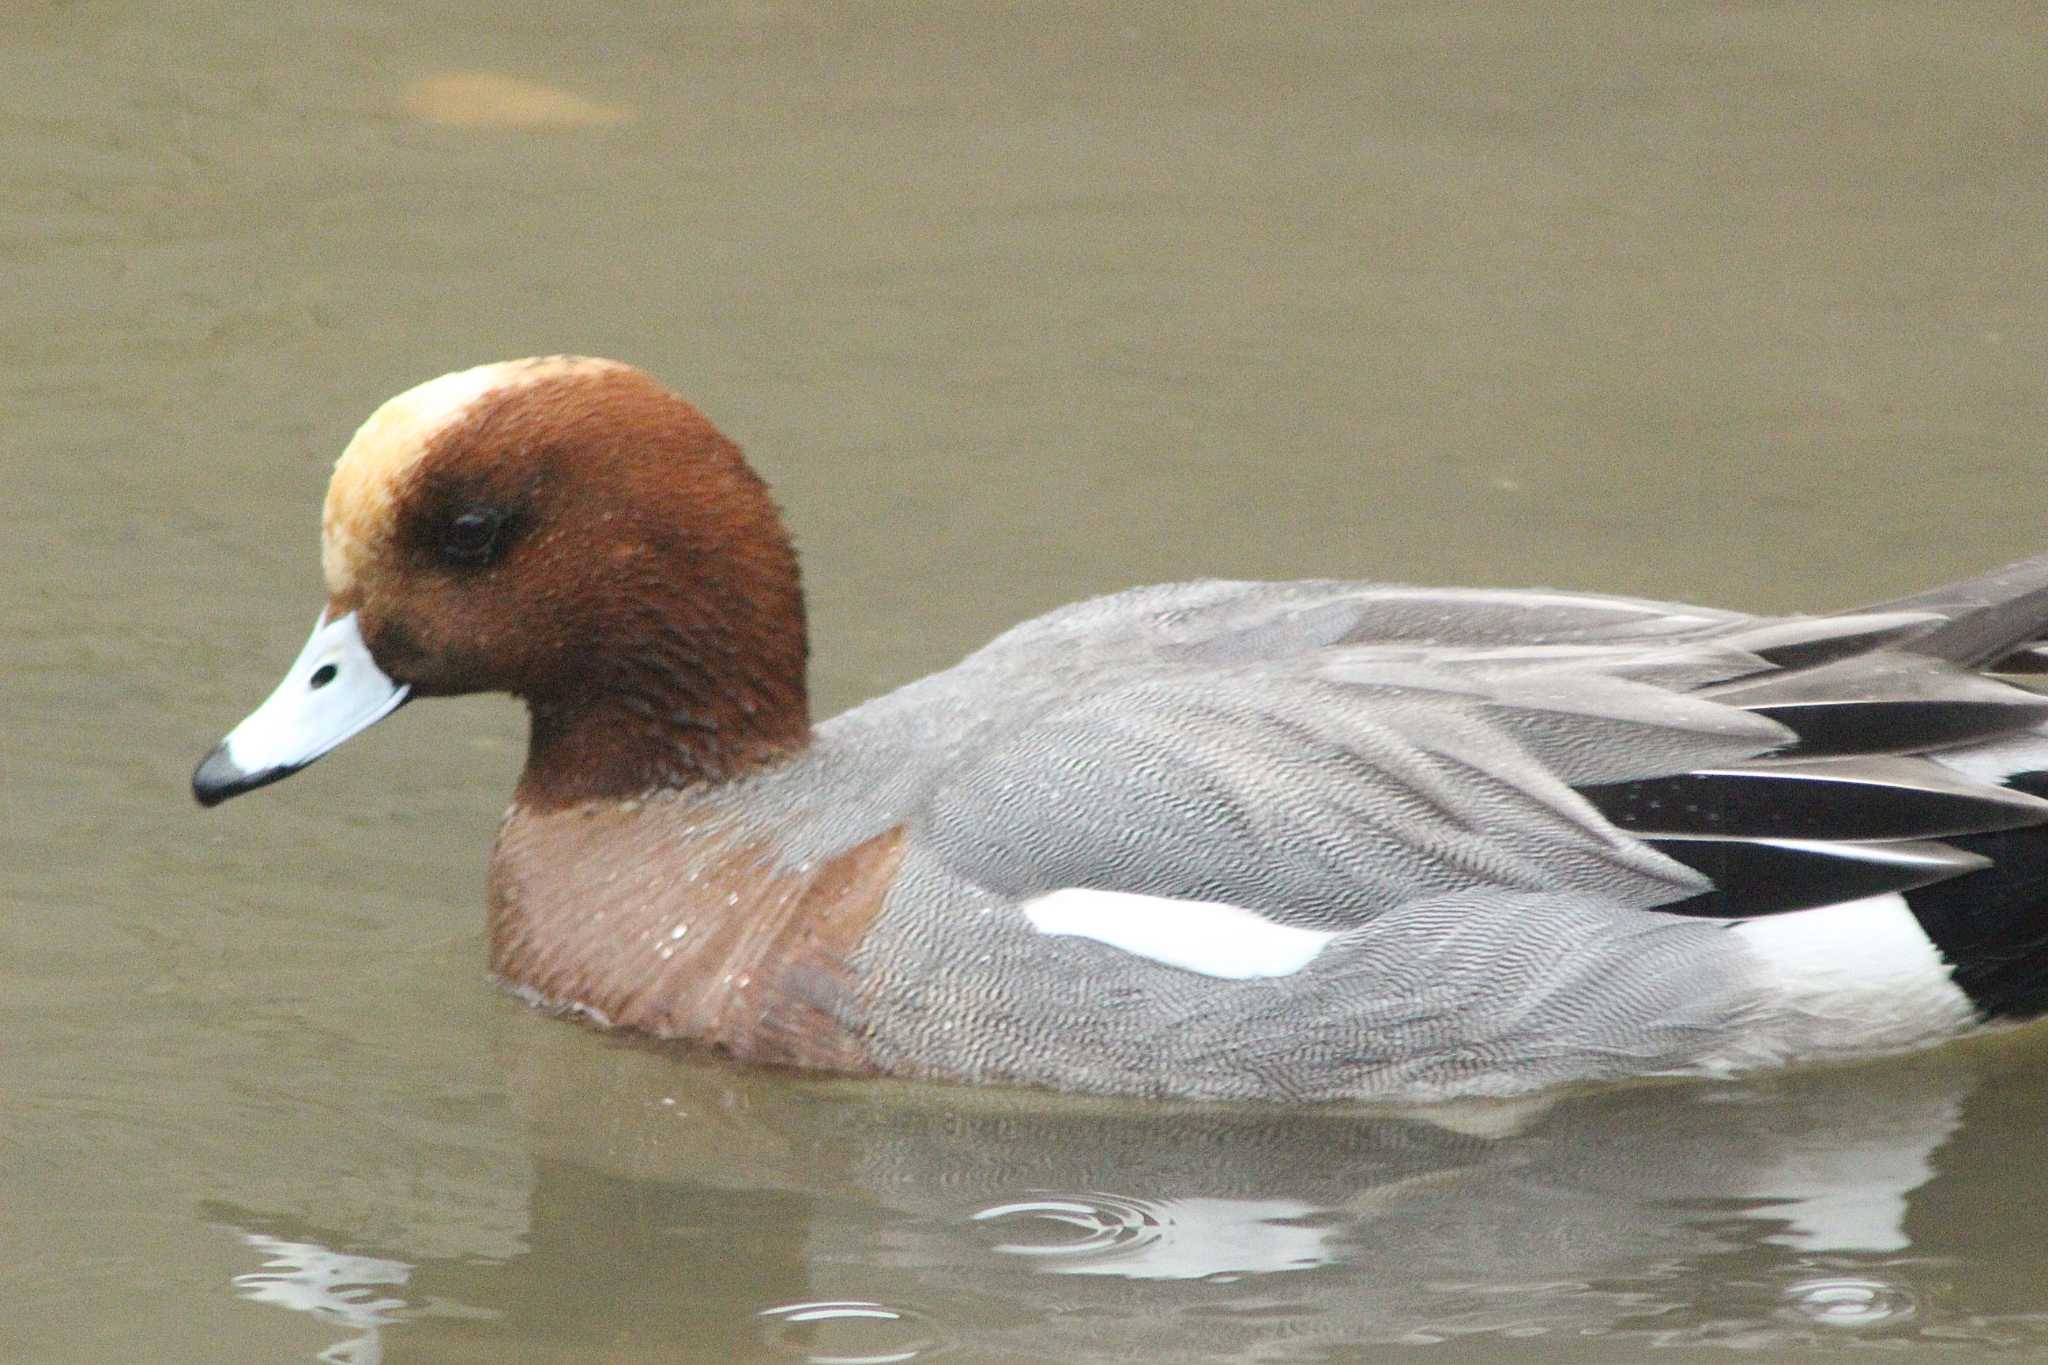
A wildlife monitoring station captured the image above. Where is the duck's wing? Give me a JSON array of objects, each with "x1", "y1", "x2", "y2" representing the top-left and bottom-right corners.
[
  {"x1": 921, "y1": 655, "x2": 1758, "y2": 928},
  {"x1": 917, "y1": 580, "x2": 2048, "y2": 934},
  {"x1": 843, "y1": 570, "x2": 2048, "y2": 1098}
]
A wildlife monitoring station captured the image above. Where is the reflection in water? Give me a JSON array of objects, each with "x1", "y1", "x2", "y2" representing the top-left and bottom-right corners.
[
  {"x1": 211, "y1": 1033, "x2": 2048, "y2": 1360},
  {"x1": 229, "y1": 1234, "x2": 413, "y2": 1365},
  {"x1": 219, "y1": 1031, "x2": 2040, "y2": 1361},
  {"x1": 227, "y1": 1228, "x2": 503, "y2": 1364},
  {"x1": 1717, "y1": 1081, "x2": 1963, "y2": 1254}
]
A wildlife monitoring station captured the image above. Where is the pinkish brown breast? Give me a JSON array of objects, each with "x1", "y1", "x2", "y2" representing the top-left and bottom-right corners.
[{"x1": 487, "y1": 797, "x2": 901, "y2": 1073}]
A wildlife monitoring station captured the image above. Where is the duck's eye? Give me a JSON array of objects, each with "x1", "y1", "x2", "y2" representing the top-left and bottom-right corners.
[{"x1": 440, "y1": 507, "x2": 511, "y2": 567}]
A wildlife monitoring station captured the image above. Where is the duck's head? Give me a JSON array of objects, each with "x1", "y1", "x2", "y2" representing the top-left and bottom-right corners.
[{"x1": 193, "y1": 357, "x2": 810, "y2": 812}]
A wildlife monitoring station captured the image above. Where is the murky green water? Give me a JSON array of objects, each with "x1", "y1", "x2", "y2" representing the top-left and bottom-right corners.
[{"x1": 10, "y1": 2, "x2": 2048, "y2": 1359}]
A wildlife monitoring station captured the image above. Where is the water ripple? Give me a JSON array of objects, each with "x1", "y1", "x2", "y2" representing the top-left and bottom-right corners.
[
  {"x1": 973, "y1": 1193, "x2": 1164, "y2": 1261},
  {"x1": 757, "y1": 1299, "x2": 944, "y2": 1364},
  {"x1": 971, "y1": 1191, "x2": 1338, "y2": 1280},
  {"x1": 1779, "y1": 1275, "x2": 1921, "y2": 1329}
]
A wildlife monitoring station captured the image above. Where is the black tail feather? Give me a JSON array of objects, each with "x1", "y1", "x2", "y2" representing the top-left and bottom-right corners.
[{"x1": 1905, "y1": 769, "x2": 2048, "y2": 1018}]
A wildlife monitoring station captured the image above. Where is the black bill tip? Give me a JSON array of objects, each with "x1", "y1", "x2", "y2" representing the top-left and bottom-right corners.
[{"x1": 191, "y1": 744, "x2": 294, "y2": 808}]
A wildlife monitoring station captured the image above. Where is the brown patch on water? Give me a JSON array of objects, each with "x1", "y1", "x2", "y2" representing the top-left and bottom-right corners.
[{"x1": 402, "y1": 72, "x2": 633, "y2": 129}]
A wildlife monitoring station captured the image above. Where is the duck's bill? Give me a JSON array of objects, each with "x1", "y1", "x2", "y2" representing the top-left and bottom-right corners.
[{"x1": 192, "y1": 610, "x2": 410, "y2": 807}]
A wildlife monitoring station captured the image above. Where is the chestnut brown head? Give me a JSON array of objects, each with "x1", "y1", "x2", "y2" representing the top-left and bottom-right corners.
[{"x1": 195, "y1": 358, "x2": 811, "y2": 811}]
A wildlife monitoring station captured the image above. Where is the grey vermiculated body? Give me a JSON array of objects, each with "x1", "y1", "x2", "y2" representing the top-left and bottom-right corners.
[{"x1": 699, "y1": 576, "x2": 2048, "y2": 1099}]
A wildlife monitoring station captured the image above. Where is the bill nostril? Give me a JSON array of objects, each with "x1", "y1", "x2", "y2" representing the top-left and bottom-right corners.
[{"x1": 309, "y1": 663, "x2": 338, "y2": 690}]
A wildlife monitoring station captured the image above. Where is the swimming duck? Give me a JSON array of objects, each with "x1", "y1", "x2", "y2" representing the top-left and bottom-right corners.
[{"x1": 194, "y1": 357, "x2": 2048, "y2": 1101}]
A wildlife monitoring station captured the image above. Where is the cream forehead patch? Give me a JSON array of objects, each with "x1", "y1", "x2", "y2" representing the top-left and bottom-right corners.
[{"x1": 320, "y1": 356, "x2": 630, "y2": 593}]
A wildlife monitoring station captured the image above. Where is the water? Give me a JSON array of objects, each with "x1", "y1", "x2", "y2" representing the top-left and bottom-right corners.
[{"x1": 8, "y1": 1, "x2": 2048, "y2": 1359}]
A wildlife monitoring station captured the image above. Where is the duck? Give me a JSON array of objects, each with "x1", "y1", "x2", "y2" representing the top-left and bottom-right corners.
[{"x1": 193, "y1": 356, "x2": 2048, "y2": 1102}]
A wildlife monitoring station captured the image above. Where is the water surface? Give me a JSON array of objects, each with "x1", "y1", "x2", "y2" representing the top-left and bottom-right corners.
[{"x1": 9, "y1": 2, "x2": 2048, "y2": 1359}]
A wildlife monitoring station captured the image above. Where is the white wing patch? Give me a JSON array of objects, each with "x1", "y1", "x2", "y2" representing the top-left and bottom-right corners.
[
  {"x1": 1021, "y1": 889, "x2": 1341, "y2": 979},
  {"x1": 1732, "y1": 894, "x2": 1976, "y2": 1057}
]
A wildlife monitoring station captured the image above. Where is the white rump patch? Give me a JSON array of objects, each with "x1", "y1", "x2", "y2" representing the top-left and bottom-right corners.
[
  {"x1": 1732, "y1": 894, "x2": 1975, "y2": 1057},
  {"x1": 1021, "y1": 889, "x2": 1340, "y2": 979}
]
